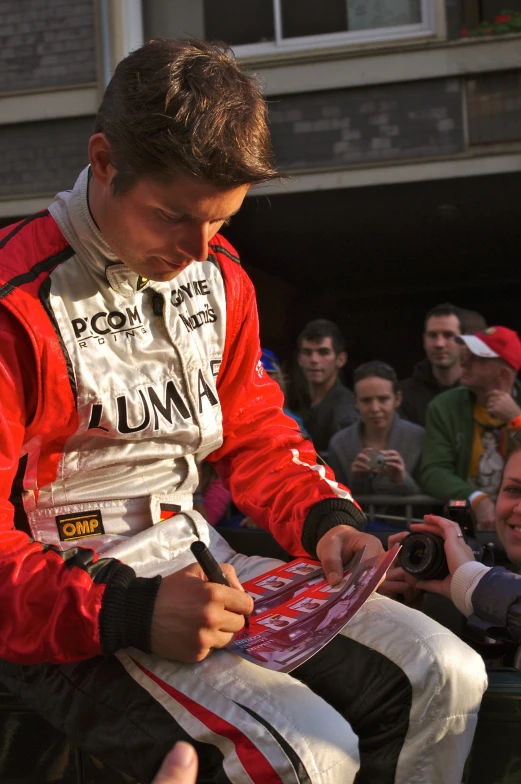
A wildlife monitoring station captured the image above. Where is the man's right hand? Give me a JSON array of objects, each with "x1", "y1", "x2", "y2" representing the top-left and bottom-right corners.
[{"x1": 150, "y1": 562, "x2": 253, "y2": 662}]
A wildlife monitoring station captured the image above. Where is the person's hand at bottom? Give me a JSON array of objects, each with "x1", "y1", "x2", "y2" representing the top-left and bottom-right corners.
[
  {"x1": 152, "y1": 742, "x2": 198, "y2": 784},
  {"x1": 316, "y1": 525, "x2": 384, "y2": 586}
]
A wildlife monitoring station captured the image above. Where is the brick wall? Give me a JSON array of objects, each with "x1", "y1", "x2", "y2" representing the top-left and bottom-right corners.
[
  {"x1": 0, "y1": 116, "x2": 94, "y2": 197},
  {"x1": 269, "y1": 78, "x2": 465, "y2": 171},
  {"x1": 0, "y1": 0, "x2": 97, "y2": 92}
]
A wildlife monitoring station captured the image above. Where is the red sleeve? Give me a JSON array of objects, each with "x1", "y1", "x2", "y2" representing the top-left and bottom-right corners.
[
  {"x1": 0, "y1": 310, "x2": 157, "y2": 664},
  {"x1": 207, "y1": 241, "x2": 361, "y2": 556}
]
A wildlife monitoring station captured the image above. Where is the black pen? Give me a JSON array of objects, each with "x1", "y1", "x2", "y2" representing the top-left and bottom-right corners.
[{"x1": 190, "y1": 541, "x2": 249, "y2": 628}]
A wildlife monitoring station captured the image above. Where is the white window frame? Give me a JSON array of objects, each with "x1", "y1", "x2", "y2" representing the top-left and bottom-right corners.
[{"x1": 229, "y1": 0, "x2": 436, "y2": 57}]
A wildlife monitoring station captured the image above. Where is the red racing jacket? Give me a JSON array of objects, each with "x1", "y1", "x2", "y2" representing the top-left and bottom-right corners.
[{"x1": 0, "y1": 169, "x2": 364, "y2": 665}]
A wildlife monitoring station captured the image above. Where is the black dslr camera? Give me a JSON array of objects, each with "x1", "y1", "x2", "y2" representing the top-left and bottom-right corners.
[{"x1": 398, "y1": 500, "x2": 494, "y2": 581}]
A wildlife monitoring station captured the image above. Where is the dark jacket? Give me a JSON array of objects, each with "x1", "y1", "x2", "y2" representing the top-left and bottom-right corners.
[
  {"x1": 421, "y1": 384, "x2": 521, "y2": 502},
  {"x1": 302, "y1": 379, "x2": 358, "y2": 455},
  {"x1": 399, "y1": 359, "x2": 460, "y2": 427},
  {"x1": 472, "y1": 568, "x2": 521, "y2": 643}
]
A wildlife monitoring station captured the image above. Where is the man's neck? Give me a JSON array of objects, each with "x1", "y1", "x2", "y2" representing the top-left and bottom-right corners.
[
  {"x1": 431, "y1": 363, "x2": 461, "y2": 388},
  {"x1": 309, "y1": 375, "x2": 337, "y2": 406}
]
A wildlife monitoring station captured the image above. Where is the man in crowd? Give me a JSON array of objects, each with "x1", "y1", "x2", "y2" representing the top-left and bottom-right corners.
[
  {"x1": 0, "y1": 39, "x2": 486, "y2": 784},
  {"x1": 399, "y1": 303, "x2": 463, "y2": 426},
  {"x1": 421, "y1": 326, "x2": 521, "y2": 529},
  {"x1": 297, "y1": 319, "x2": 358, "y2": 454}
]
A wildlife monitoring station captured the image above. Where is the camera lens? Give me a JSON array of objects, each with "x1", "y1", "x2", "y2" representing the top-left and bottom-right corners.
[{"x1": 398, "y1": 533, "x2": 449, "y2": 581}]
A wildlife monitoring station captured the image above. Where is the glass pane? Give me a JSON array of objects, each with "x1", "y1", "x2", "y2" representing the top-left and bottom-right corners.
[
  {"x1": 203, "y1": 0, "x2": 274, "y2": 46},
  {"x1": 347, "y1": 0, "x2": 421, "y2": 31},
  {"x1": 281, "y1": 0, "x2": 347, "y2": 38}
]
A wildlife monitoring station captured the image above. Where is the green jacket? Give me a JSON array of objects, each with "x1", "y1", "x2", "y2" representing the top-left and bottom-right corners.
[{"x1": 421, "y1": 384, "x2": 521, "y2": 501}]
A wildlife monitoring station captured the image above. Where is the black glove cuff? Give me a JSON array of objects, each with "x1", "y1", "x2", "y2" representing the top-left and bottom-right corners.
[
  {"x1": 100, "y1": 566, "x2": 162, "y2": 655},
  {"x1": 301, "y1": 498, "x2": 366, "y2": 559}
]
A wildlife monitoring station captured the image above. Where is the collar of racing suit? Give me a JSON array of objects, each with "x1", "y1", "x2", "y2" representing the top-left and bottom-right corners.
[{"x1": 49, "y1": 166, "x2": 150, "y2": 299}]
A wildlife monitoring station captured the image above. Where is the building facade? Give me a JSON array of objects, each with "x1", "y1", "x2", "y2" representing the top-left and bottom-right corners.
[{"x1": 2, "y1": 0, "x2": 521, "y2": 369}]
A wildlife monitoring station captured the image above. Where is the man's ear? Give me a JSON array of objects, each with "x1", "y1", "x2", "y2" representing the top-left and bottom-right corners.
[
  {"x1": 395, "y1": 390, "x2": 403, "y2": 409},
  {"x1": 336, "y1": 351, "x2": 347, "y2": 369},
  {"x1": 88, "y1": 133, "x2": 116, "y2": 187}
]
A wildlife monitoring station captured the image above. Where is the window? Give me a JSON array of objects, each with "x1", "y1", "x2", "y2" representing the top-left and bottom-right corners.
[{"x1": 203, "y1": 0, "x2": 434, "y2": 55}]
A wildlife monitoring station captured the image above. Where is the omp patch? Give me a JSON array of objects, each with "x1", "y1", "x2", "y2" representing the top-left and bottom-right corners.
[{"x1": 56, "y1": 510, "x2": 104, "y2": 541}]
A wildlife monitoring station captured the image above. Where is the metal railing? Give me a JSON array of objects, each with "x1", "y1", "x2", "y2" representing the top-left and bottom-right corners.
[{"x1": 354, "y1": 494, "x2": 443, "y2": 528}]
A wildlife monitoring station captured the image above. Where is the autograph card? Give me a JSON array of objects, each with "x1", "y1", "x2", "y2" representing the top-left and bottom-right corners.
[{"x1": 227, "y1": 545, "x2": 400, "y2": 673}]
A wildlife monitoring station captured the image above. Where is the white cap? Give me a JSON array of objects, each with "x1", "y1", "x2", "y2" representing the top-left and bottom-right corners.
[{"x1": 458, "y1": 334, "x2": 500, "y2": 359}]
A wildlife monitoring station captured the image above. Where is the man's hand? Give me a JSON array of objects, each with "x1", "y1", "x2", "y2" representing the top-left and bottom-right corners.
[
  {"x1": 485, "y1": 390, "x2": 521, "y2": 423},
  {"x1": 381, "y1": 450, "x2": 406, "y2": 484},
  {"x1": 316, "y1": 525, "x2": 384, "y2": 586},
  {"x1": 150, "y1": 562, "x2": 253, "y2": 662},
  {"x1": 471, "y1": 493, "x2": 496, "y2": 531},
  {"x1": 378, "y1": 531, "x2": 421, "y2": 604},
  {"x1": 152, "y1": 742, "x2": 198, "y2": 784},
  {"x1": 351, "y1": 451, "x2": 372, "y2": 476}
]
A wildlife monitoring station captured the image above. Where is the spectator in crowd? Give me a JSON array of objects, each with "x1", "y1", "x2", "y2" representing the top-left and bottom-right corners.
[
  {"x1": 387, "y1": 435, "x2": 521, "y2": 642},
  {"x1": 329, "y1": 361, "x2": 424, "y2": 496},
  {"x1": 459, "y1": 308, "x2": 488, "y2": 336},
  {"x1": 421, "y1": 326, "x2": 521, "y2": 529},
  {"x1": 399, "y1": 303, "x2": 463, "y2": 426},
  {"x1": 297, "y1": 319, "x2": 358, "y2": 454}
]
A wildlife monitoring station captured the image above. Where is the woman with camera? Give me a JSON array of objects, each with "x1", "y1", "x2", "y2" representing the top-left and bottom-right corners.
[
  {"x1": 386, "y1": 439, "x2": 521, "y2": 641},
  {"x1": 328, "y1": 361, "x2": 424, "y2": 496}
]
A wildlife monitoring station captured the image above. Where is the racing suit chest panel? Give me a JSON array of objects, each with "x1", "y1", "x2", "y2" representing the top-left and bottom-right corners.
[{"x1": 34, "y1": 254, "x2": 226, "y2": 512}]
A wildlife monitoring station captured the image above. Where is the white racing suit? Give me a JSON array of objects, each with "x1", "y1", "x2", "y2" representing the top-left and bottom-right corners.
[{"x1": 0, "y1": 167, "x2": 486, "y2": 783}]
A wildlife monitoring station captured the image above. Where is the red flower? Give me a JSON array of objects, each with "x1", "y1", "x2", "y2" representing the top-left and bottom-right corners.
[
  {"x1": 495, "y1": 14, "x2": 512, "y2": 23},
  {"x1": 486, "y1": 27, "x2": 493, "y2": 34},
  {"x1": 460, "y1": 28, "x2": 468, "y2": 37}
]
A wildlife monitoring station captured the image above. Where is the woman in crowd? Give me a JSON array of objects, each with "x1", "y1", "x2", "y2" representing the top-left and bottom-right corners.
[
  {"x1": 388, "y1": 437, "x2": 521, "y2": 640},
  {"x1": 328, "y1": 361, "x2": 424, "y2": 496}
]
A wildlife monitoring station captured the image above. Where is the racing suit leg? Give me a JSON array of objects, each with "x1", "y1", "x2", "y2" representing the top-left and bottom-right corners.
[
  {"x1": 0, "y1": 650, "x2": 360, "y2": 784},
  {"x1": 296, "y1": 593, "x2": 486, "y2": 784}
]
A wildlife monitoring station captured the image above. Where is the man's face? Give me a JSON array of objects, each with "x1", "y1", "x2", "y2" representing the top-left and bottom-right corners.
[
  {"x1": 354, "y1": 376, "x2": 400, "y2": 431},
  {"x1": 297, "y1": 337, "x2": 346, "y2": 386},
  {"x1": 89, "y1": 157, "x2": 249, "y2": 282},
  {"x1": 459, "y1": 347, "x2": 502, "y2": 394},
  {"x1": 495, "y1": 451, "x2": 521, "y2": 564},
  {"x1": 423, "y1": 315, "x2": 461, "y2": 369}
]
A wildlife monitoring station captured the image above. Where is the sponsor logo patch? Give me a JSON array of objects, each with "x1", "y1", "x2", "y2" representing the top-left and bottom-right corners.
[{"x1": 56, "y1": 510, "x2": 104, "y2": 541}]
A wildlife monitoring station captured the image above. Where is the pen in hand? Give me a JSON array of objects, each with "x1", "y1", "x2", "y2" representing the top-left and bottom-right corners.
[{"x1": 190, "y1": 541, "x2": 250, "y2": 628}]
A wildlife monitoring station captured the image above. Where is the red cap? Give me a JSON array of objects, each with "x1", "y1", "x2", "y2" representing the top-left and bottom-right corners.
[{"x1": 459, "y1": 326, "x2": 521, "y2": 371}]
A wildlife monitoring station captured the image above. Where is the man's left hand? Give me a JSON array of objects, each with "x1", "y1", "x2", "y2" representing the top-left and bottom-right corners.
[
  {"x1": 485, "y1": 390, "x2": 521, "y2": 423},
  {"x1": 316, "y1": 525, "x2": 384, "y2": 586}
]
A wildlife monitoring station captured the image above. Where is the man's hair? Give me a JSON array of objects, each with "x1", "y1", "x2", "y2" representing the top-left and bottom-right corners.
[
  {"x1": 458, "y1": 308, "x2": 487, "y2": 335},
  {"x1": 94, "y1": 38, "x2": 277, "y2": 193},
  {"x1": 297, "y1": 320, "x2": 345, "y2": 355},
  {"x1": 424, "y1": 303, "x2": 461, "y2": 331},
  {"x1": 353, "y1": 361, "x2": 399, "y2": 395}
]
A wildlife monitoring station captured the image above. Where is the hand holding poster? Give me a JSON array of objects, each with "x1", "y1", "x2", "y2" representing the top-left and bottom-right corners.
[{"x1": 227, "y1": 545, "x2": 401, "y2": 672}]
